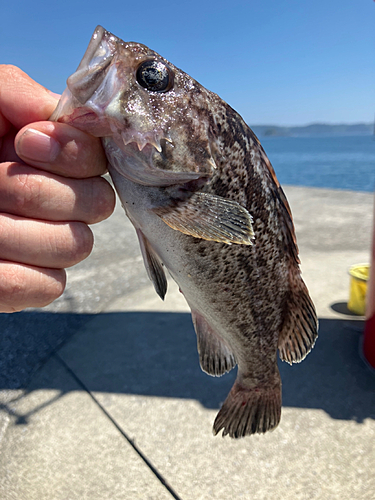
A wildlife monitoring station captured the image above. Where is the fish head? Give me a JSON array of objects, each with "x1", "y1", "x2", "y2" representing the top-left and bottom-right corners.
[{"x1": 51, "y1": 26, "x2": 217, "y2": 186}]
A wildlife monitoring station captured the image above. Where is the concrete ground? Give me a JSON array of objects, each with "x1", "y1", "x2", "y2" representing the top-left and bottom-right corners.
[{"x1": 0, "y1": 185, "x2": 374, "y2": 500}]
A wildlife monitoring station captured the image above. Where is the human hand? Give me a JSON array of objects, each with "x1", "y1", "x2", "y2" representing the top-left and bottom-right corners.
[{"x1": 0, "y1": 65, "x2": 115, "y2": 313}]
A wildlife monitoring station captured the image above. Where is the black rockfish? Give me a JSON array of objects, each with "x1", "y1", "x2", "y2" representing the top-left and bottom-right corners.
[{"x1": 51, "y1": 26, "x2": 318, "y2": 438}]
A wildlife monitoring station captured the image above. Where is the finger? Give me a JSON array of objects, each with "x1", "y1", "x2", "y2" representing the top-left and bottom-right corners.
[
  {"x1": 15, "y1": 121, "x2": 107, "y2": 178},
  {"x1": 0, "y1": 65, "x2": 58, "y2": 134},
  {"x1": 0, "y1": 214, "x2": 93, "y2": 269},
  {"x1": 0, "y1": 162, "x2": 115, "y2": 224},
  {"x1": 0, "y1": 261, "x2": 66, "y2": 313}
]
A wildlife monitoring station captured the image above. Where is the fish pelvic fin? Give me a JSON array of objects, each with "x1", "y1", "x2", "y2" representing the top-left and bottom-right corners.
[
  {"x1": 213, "y1": 375, "x2": 282, "y2": 438},
  {"x1": 278, "y1": 275, "x2": 318, "y2": 364},
  {"x1": 192, "y1": 311, "x2": 236, "y2": 377},
  {"x1": 153, "y1": 192, "x2": 254, "y2": 246},
  {"x1": 136, "y1": 229, "x2": 167, "y2": 300}
]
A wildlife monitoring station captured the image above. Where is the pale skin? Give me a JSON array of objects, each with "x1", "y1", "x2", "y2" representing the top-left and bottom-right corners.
[{"x1": 0, "y1": 65, "x2": 116, "y2": 313}]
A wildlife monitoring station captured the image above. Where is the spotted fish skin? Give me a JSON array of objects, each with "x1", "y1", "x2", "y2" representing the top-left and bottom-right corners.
[{"x1": 51, "y1": 26, "x2": 318, "y2": 438}]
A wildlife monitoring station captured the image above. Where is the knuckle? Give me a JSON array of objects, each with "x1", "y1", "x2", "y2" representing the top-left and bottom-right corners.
[
  {"x1": 0, "y1": 64, "x2": 23, "y2": 81},
  {"x1": 13, "y1": 172, "x2": 42, "y2": 212}
]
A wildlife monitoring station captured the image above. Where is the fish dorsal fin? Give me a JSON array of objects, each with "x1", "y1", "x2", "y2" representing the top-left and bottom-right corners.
[
  {"x1": 257, "y1": 145, "x2": 299, "y2": 263},
  {"x1": 278, "y1": 274, "x2": 318, "y2": 364},
  {"x1": 257, "y1": 143, "x2": 318, "y2": 362},
  {"x1": 153, "y1": 192, "x2": 254, "y2": 246},
  {"x1": 276, "y1": 185, "x2": 299, "y2": 263},
  {"x1": 192, "y1": 310, "x2": 236, "y2": 376},
  {"x1": 136, "y1": 229, "x2": 167, "y2": 300}
]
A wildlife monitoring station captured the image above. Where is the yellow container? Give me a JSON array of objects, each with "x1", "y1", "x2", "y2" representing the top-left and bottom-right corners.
[{"x1": 347, "y1": 264, "x2": 370, "y2": 316}]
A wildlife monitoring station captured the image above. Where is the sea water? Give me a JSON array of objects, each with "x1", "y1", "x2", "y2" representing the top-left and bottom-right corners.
[{"x1": 260, "y1": 135, "x2": 375, "y2": 192}]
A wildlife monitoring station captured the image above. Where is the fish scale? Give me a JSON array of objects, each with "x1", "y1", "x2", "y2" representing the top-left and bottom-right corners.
[{"x1": 50, "y1": 26, "x2": 318, "y2": 438}]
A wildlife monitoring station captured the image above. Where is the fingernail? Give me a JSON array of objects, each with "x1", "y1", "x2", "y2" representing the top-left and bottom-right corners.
[{"x1": 16, "y1": 129, "x2": 61, "y2": 163}]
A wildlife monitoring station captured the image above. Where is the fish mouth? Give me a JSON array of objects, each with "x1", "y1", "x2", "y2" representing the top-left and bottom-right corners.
[
  {"x1": 49, "y1": 26, "x2": 121, "y2": 135},
  {"x1": 50, "y1": 87, "x2": 113, "y2": 137},
  {"x1": 50, "y1": 25, "x2": 118, "y2": 125},
  {"x1": 77, "y1": 26, "x2": 108, "y2": 75},
  {"x1": 67, "y1": 26, "x2": 116, "y2": 105}
]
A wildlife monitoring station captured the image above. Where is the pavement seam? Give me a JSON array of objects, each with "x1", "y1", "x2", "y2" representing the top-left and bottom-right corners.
[{"x1": 53, "y1": 352, "x2": 183, "y2": 500}]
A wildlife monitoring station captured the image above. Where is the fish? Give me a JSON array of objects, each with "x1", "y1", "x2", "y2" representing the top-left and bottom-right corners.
[{"x1": 51, "y1": 26, "x2": 318, "y2": 438}]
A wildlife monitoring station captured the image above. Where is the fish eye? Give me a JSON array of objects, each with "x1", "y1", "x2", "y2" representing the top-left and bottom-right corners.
[{"x1": 136, "y1": 60, "x2": 172, "y2": 92}]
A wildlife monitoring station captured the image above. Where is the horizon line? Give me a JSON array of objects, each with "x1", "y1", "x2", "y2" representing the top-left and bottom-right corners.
[{"x1": 249, "y1": 121, "x2": 373, "y2": 128}]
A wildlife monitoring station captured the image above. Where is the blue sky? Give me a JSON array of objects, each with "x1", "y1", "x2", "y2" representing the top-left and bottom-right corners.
[{"x1": 1, "y1": 0, "x2": 374, "y2": 125}]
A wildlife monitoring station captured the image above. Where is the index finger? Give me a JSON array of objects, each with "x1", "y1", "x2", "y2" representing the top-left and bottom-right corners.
[{"x1": 0, "y1": 65, "x2": 58, "y2": 135}]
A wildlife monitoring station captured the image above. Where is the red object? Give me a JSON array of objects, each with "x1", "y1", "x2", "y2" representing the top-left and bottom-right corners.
[
  {"x1": 363, "y1": 314, "x2": 375, "y2": 368},
  {"x1": 363, "y1": 194, "x2": 375, "y2": 368}
]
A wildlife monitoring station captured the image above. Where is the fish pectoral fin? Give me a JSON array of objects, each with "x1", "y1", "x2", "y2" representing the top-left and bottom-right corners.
[
  {"x1": 278, "y1": 275, "x2": 318, "y2": 364},
  {"x1": 192, "y1": 311, "x2": 236, "y2": 376},
  {"x1": 213, "y1": 375, "x2": 282, "y2": 438},
  {"x1": 136, "y1": 229, "x2": 167, "y2": 300},
  {"x1": 153, "y1": 192, "x2": 254, "y2": 245}
]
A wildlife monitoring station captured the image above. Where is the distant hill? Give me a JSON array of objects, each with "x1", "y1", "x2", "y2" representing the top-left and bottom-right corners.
[{"x1": 250, "y1": 123, "x2": 373, "y2": 138}]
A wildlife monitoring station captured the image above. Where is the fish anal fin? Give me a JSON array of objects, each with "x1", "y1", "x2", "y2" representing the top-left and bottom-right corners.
[
  {"x1": 136, "y1": 229, "x2": 167, "y2": 300},
  {"x1": 213, "y1": 377, "x2": 282, "y2": 438},
  {"x1": 192, "y1": 311, "x2": 236, "y2": 377},
  {"x1": 153, "y1": 192, "x2": 254, "y2": 246},
  {"x1": 278, "y1": 275, "x2": 318, "y2": 364}
]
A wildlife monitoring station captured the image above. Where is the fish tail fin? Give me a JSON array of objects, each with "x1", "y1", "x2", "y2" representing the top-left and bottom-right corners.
[
  {"x1": 278, "y1": 275, "x2": 318, "y2": 364},
  {"x1": 213, "y1": 376, "x2": 281, "y2": 438}
]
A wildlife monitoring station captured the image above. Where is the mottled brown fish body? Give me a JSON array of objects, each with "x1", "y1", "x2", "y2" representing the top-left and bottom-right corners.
[{"x1": 51, "y1": 26, "x2": 318, "y2": 438}]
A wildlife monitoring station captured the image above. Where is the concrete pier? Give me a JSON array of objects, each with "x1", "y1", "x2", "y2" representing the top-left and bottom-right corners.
[{"x1": 1, "y1": 186, "x2": 374, "y2": 500}]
